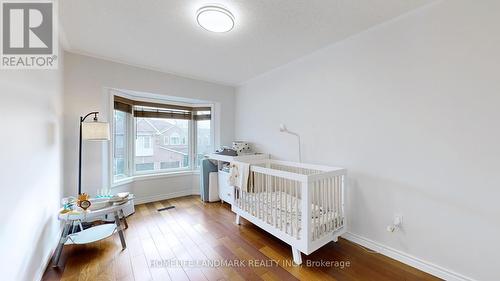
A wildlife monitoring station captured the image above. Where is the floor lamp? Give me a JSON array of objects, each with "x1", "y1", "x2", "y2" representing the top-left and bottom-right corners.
[{"x1": 79, "y1": 112, "x2": 110, "y2": 195}]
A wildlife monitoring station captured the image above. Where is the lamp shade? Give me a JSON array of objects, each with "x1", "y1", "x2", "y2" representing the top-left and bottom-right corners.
[{"x1": 82, "y1": 121, "x2": 110, "y2": 141}]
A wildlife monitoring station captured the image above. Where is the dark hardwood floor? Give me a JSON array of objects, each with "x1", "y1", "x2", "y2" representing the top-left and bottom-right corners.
[{"x1": 42, "y1": 196, "x2": 441, "y2": 281}]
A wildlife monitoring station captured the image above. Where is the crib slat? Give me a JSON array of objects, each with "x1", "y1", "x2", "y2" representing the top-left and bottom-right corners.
[
  {"x1": 333, "y1": 177, "x2": 336, "y2": 229},
  {"x1": 316, "y1": 181, "x2": 320, "y2": 240},
  {"x1": 284, "y1": 178, "x2": 287, "y2": 233},
  {"x1": 334, "y1": 177, "x2": 339, "y2": 228},
  {"x1": 243, "y1": 174, "x2": 246, "y2": 212},
  {"x1": 265, "y1": 173, "x2": 270, "y2": 223},
  {"x1": 253, "y1": 172, "x2": 256, "y2": 218},
  {"x1": 322, "y1": 179, "x2": 326, "y2": 238},
  {"x1": 311, "y1": 181, "x2": 314, "y2": 241},
  {"x1": 284, "y1": 179, "x2": 287, "y2": 235},
  {"x1": 326, "y1": 178, "x2": 330, "y2": 232},
  {"x1": 260, "y1": 173, "x2": 264, "y2": 221},
  {"x1": 319, "y1": 180, "x2": 323, "y2": 238},
  {"x1": 277, "y1": 176, "x2": 280, "y2": 229},
  {"x1": 258, "y1": 172, "x2": 261, "y2": 220},
  {"x1": 280, "y1": 177, "x2": 287, "y2": 233},
  {"x1": 319, "y1": 180, "x2": 322, "y2": 238},
  {"x1": 241, "y1": 177, "x2": 244, "y2": 211},
  {"x1": 287, "y1": 178, "x2": 290, "y2": 232},
  {"x1": 312, "y1": 181, "x2": 316, "y2": 241},
  {"x1": 289, "y1": 179, "x2": 293, "y2": 236},
  {"x1": 284, "y1": 179, "x2": 286, "y2": 233},
  {"x1": 293, "y1": 180, "x2": 296, "y2": 238},
  {"x1": 316, "y1": 180, "x2": 319, "y2": 239},
  {"x1": 272, "y1": 175, "x2": 276, "y2": 228},
  {"x1": 274, "y1": 175, "x2": 277, "y2": 223},
  {"x1": 338, "y1": 176, "x2": 341, "y2": 227},
  {"x1": 317, "y1": 181, "x2": 320, "y2": 240},
  {"x1": 337, "y1": 176, "x2": 340, "y2": 228},
  {"x1": 257, "y1": 173, "x2": 260, "y2": 216},
  {"x1": 294, "y1": 181, "x2": 300, "y2": 239},
  {"x1": 332, "y1": 178, "x2": 335, "y2": 230},
  {"x1": 329, "y1": 177, "x2": 333, "y2": 232},
  {"x1": 276, "y1": 177, "x2": 279, "y2": 230},
  {"x1": 276, "y1": 177, "x2": 279, "y2": 229},
  {"x1": 244, "y1": 176, "x2": 247, "y2": 211},
  {"x1": 268, "y1": 174, "x2": 271, "y2": 225},
  {"x1": 290, "y1": 181, "x2": 293, "y2": 237},
  {"x1": 332, "y1": 176, "x2": 336, "y2": 229},
  {"x1": 340, "y1": 175, "x2": 344, "y2": 227},
  {"x1": 269, "y1": 174, "x2": 273, "y2": 227},
  {"x1": 279, "y1": 177, "x2": 283, "y2": 232},
  {"x1": 259, "y1": 174, "x2": 269, "y2": 219},
  {"x1": 323, "y1": 179, "x2": 330, "y2": 232}
]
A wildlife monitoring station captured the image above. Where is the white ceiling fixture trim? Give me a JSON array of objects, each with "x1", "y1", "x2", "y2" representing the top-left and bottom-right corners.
[{"x1": 196, "y1": 5, "x2": 235, "y2": 33}]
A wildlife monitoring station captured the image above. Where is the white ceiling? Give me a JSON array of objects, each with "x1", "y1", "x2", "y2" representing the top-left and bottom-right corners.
[{"x1": 61, "y1": 0, "x2": 434, "y2": 85}]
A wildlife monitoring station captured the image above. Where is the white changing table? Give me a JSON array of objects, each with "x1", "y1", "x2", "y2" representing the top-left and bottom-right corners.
[
  {"x1": 52, "y1": 195, "x2": 134, "y2": 266},
  {"x1": 207, "y1": 153, "x2": 269, "y2": 205}
]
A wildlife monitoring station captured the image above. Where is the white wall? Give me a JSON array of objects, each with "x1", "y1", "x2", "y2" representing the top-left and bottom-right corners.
[
  {"x1": 235, "y1": 1, "x2": 499, "y2": 280},
  {"x1": 0, "y1": 60, "x2": 64, "y2": 278},
  {"x1": 63, "y1": 52, "x2": 235, "y2": 200}
]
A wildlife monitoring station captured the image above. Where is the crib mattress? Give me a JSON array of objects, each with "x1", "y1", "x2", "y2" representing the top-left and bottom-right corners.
[{"x1": 235, "y1": 191, "x2": 343, "y2": 239}]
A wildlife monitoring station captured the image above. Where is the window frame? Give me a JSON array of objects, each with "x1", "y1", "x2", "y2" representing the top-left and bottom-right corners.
[
  {"x1": 109, "y1": 91, "x2": 215, "y2": 188},
  {"x1": 193, "y1": 118, "x2": 213, "y2": 168},
  {"x1": 170, "y1": 133, "x2": 181, "y2": 145},
  {"x1": 142, "y1": 135, "x2": 151, "y2": 149},
  {"x1": 112, "y1": 109, "x2": 131, "y2": 182}
]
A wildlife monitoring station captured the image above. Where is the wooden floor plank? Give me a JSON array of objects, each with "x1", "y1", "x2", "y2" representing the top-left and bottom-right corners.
[{"x1": 43, "y1": 195, "x2": 441, "y2": 281}]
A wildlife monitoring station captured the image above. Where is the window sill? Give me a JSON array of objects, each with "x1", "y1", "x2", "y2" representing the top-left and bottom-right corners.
[
  {"x1": 112, "y1": 170, "x2": 199, "y2": 188},
  {"x1": 112, "y1": 177, "x2": 134, "y2": 187}
]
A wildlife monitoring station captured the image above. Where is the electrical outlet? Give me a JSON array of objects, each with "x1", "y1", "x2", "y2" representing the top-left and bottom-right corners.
[
  {"x1": 393, "y1": 215, "x2": 403, "y2": 227},
  {"x1": 387, "y1": 215, "x2": 403, "y2": 232}
]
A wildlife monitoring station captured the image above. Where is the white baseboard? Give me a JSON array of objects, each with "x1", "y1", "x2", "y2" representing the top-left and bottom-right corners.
[
  {"x1": 35, "y1": 244, "x2": 55, "y2": 281},
  {"x1": 343, "y1": 232, "x2": 475, "y2": 281},
  {"x1": 133, "y1": 190, "x2": 196, "y2": 205},
  {"x1": 35, "y1": 225, "x2": 63, "y2": 281}
]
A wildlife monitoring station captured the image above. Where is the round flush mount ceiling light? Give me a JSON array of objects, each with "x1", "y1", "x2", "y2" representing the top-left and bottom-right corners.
[{"x1": 196, "y1": 5, "x2": 235, "y2": 33}]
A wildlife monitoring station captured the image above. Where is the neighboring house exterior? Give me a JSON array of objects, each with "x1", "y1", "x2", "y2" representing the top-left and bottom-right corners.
[{"x1": 135, "y1": 118, "x2": 189, "y2": 171}]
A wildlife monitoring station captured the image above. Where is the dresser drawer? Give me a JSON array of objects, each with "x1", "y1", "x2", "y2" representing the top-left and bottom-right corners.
[
  {"x1": 221, "y1": 185, "x2": 234, "y2": 204},
  {"x1": 218, "y1": 171, "x2": 234, "y2": 204}
]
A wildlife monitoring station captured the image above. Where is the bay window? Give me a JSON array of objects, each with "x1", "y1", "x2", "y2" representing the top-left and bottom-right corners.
[
  {"x1": 112, "y1": 95, "x2": 213, "y2": 184},
  {"x1": 195, "y1": 118, "x2": 212, "y2": 167},
  {"x1": 113, "y1": 110, "x2": 129, "y2": 181}
]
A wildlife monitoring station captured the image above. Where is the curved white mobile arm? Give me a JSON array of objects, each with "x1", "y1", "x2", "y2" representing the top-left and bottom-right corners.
[{"x1": 279, "y1": 124, "x2": 302, "y2": 162}]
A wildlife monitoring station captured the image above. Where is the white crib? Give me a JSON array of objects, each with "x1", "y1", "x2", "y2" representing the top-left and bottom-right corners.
[{"x1": 231, "y1": 159, "x2": 347, "y2": 265}]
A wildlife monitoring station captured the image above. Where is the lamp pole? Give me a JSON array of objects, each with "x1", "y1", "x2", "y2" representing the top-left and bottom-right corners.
[{"x1": 78, "y1": 112, "x2": 99, "y2": 195}]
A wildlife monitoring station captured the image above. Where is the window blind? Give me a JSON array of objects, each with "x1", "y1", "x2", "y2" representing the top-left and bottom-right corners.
[{"x1": 113, "y1": 96, "x2": 211, "y2": 120}]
